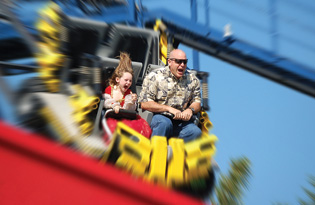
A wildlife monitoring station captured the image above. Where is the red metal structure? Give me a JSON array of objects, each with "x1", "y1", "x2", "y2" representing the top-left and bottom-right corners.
[{"x1": 0, "y1": 121, "x2": 204, "y2": 205}]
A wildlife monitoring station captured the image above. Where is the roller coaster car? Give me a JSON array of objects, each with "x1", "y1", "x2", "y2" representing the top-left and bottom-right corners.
[
  {"x1": 97, "y1": 106, "x2": 216, "y2": 198},
  {"x1": 95, "y1": 64, "x2": 217, "y2": 199},
  {"x1": 99, "y1": 107, "x2": 217, "y2": 199}
]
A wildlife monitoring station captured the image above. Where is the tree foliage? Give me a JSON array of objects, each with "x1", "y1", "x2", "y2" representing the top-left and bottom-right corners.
[
  {"x1": 211, "y1": 157, "x2": 252, "y2": 205},
  {"x1": 299, "y1": 176, "x2": 315, "y2": 205}
]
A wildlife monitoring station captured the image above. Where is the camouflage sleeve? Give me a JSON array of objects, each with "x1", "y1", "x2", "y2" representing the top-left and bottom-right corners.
[{"x1": 138, "y1": 72, "x2": 157, "y2": 103}]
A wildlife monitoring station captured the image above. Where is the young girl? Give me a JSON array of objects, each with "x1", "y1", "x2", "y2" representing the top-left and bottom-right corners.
[
  {"x1": 103, "y1": 52, "x2": 151, "y2": 139},
  {"x1": 103, "y1": 52, "x2": 137, "y2": 113}
]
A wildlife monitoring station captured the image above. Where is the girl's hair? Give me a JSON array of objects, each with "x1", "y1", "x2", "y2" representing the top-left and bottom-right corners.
[{"x1": 109, "y1": 52, "x2": 134, "y2": 86}]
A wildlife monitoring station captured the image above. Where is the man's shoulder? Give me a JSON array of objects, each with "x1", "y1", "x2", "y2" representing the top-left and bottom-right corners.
[
  {"x1": 185, "y1": 69, "x2": 199, "y2": 81},
  {"x1": 186, "y1": 69, "x2": 198, "y2": 76},
  {"x1": 151, "y1": 66, "x2": 167, "y2": 73},
  {"x1": 146, "y1": 66, "x2": 167, "y2": 78}
]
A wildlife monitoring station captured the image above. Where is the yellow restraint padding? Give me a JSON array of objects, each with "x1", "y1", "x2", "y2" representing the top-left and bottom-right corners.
[
  {"x1": 72, "y1": 111, "x2": 93, "y2": 135},
  {"x1": 111, "y1": 122, "x2": 152, "y2": 176},
  {"x1": 167, "y1": 138, "x2": 185, "y2": 187},
  {"x1": 147, "y1": 136, "x2": 168, "y2": 185},
  {"x1": 69, "y1": 84, "x2": 100, "y2": 115},
  {"x1": 185, "y1": 133, "x2": 218, "y2": 180},
  {"x1": 199, "y1": 110, "x2": 213, "y2": 133}
]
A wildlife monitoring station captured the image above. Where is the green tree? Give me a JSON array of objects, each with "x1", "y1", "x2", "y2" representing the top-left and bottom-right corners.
[
  {"x1": 299, "y1": 176, "x2": 315, "y2": 205},
  {"x1": 210, "y1": 157, "x2": 252, "y2": 205}
]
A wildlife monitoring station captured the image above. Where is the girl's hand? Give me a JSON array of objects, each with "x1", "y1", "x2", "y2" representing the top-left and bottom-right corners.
[
  {"x1": 131, "y1": 93, "x2": 137, "y2": 103},
  {"x1": 113, "y1": 105, "x2": 120, "y2": 114}
]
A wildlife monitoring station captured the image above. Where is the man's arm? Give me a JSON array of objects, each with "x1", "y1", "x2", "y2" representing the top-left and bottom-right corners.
[
  {"x1": 188, "y1": 102, "x2": 201, "y2": 114},
  {"x1": 141, "y1": 101, "x2": 182, "y2": 116},
  {"x1": 181, "y1": 102, "x2": 201, "y2": 121},
  {"x1": 180, "y1": 73, "x2": 202, "y2": 121}
]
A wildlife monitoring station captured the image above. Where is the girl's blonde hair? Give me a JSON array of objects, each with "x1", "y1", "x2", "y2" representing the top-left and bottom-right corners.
[{"x1": 109, "y1": 52, "x2": 134, "y2": 86}]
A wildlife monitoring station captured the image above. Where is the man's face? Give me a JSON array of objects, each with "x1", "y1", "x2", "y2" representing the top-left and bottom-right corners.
[{"x1": 168, "y1": 50, "x2": 188, "y2": 79}]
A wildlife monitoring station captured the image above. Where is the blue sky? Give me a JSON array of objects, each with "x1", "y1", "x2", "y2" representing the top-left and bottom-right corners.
[{"x1": 142, "y1": 0, "x2": 315, "y2": 204}]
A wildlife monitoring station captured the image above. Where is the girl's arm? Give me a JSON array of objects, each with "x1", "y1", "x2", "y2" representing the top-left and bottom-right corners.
[
  {"x1": 123, "y1": 94, "x2": 137, "y2": 111},
  {"x1": 103, "y1": 93, "x2": 120, "y2": 109}
]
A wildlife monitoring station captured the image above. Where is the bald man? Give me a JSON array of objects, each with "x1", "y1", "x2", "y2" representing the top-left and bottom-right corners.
[{"x1": 138, "y1": 49, "x2": 201, "y2": 142}]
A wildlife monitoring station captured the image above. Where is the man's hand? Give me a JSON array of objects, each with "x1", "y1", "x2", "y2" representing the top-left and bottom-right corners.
[
  {"x1": 168, "y1": 107, "x2": 182, "y2": 120},
  {"x1": 181, "y1": 109, "x2": 193, "y2": 121},
  {"x1": 168, "y1": 107, "x2": 192, "y2": 121},
  {"x1": 140, "y1": 101, "x2": 197, "y2": 121}
]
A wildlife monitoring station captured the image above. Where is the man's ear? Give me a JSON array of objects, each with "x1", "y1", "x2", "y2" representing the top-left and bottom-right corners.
[{"x1": 167, "y1": 58, "x2": 171, "y2": 66}]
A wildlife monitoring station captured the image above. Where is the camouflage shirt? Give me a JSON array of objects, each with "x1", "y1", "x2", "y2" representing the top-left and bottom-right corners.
[{"x1": 138, "y1": 66, "x2": 201, "y2": 111}]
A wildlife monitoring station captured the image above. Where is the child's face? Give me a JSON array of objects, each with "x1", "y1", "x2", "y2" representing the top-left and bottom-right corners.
[{"x1": 116, "y1": 72, "x2": 132, "y2": 93}]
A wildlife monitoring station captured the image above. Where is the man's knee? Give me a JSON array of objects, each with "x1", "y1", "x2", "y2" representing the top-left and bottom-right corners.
[
  {"x1": 150, "y1": 114, "x2": 173, "y2": 137},
  {"x1": 193, "y1": 126, "x2": 202, "y2": 138},
  {"x1": 179, "y1": 124, "x2": 202, "y2": 142},
  {"x1": 151, "y1": 115, "x2": 172, "y2": 128}
]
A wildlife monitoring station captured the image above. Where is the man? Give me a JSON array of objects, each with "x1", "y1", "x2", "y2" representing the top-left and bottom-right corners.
[{"x1": 138, "y1": 49, "x2": 202, "y2": 142}]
